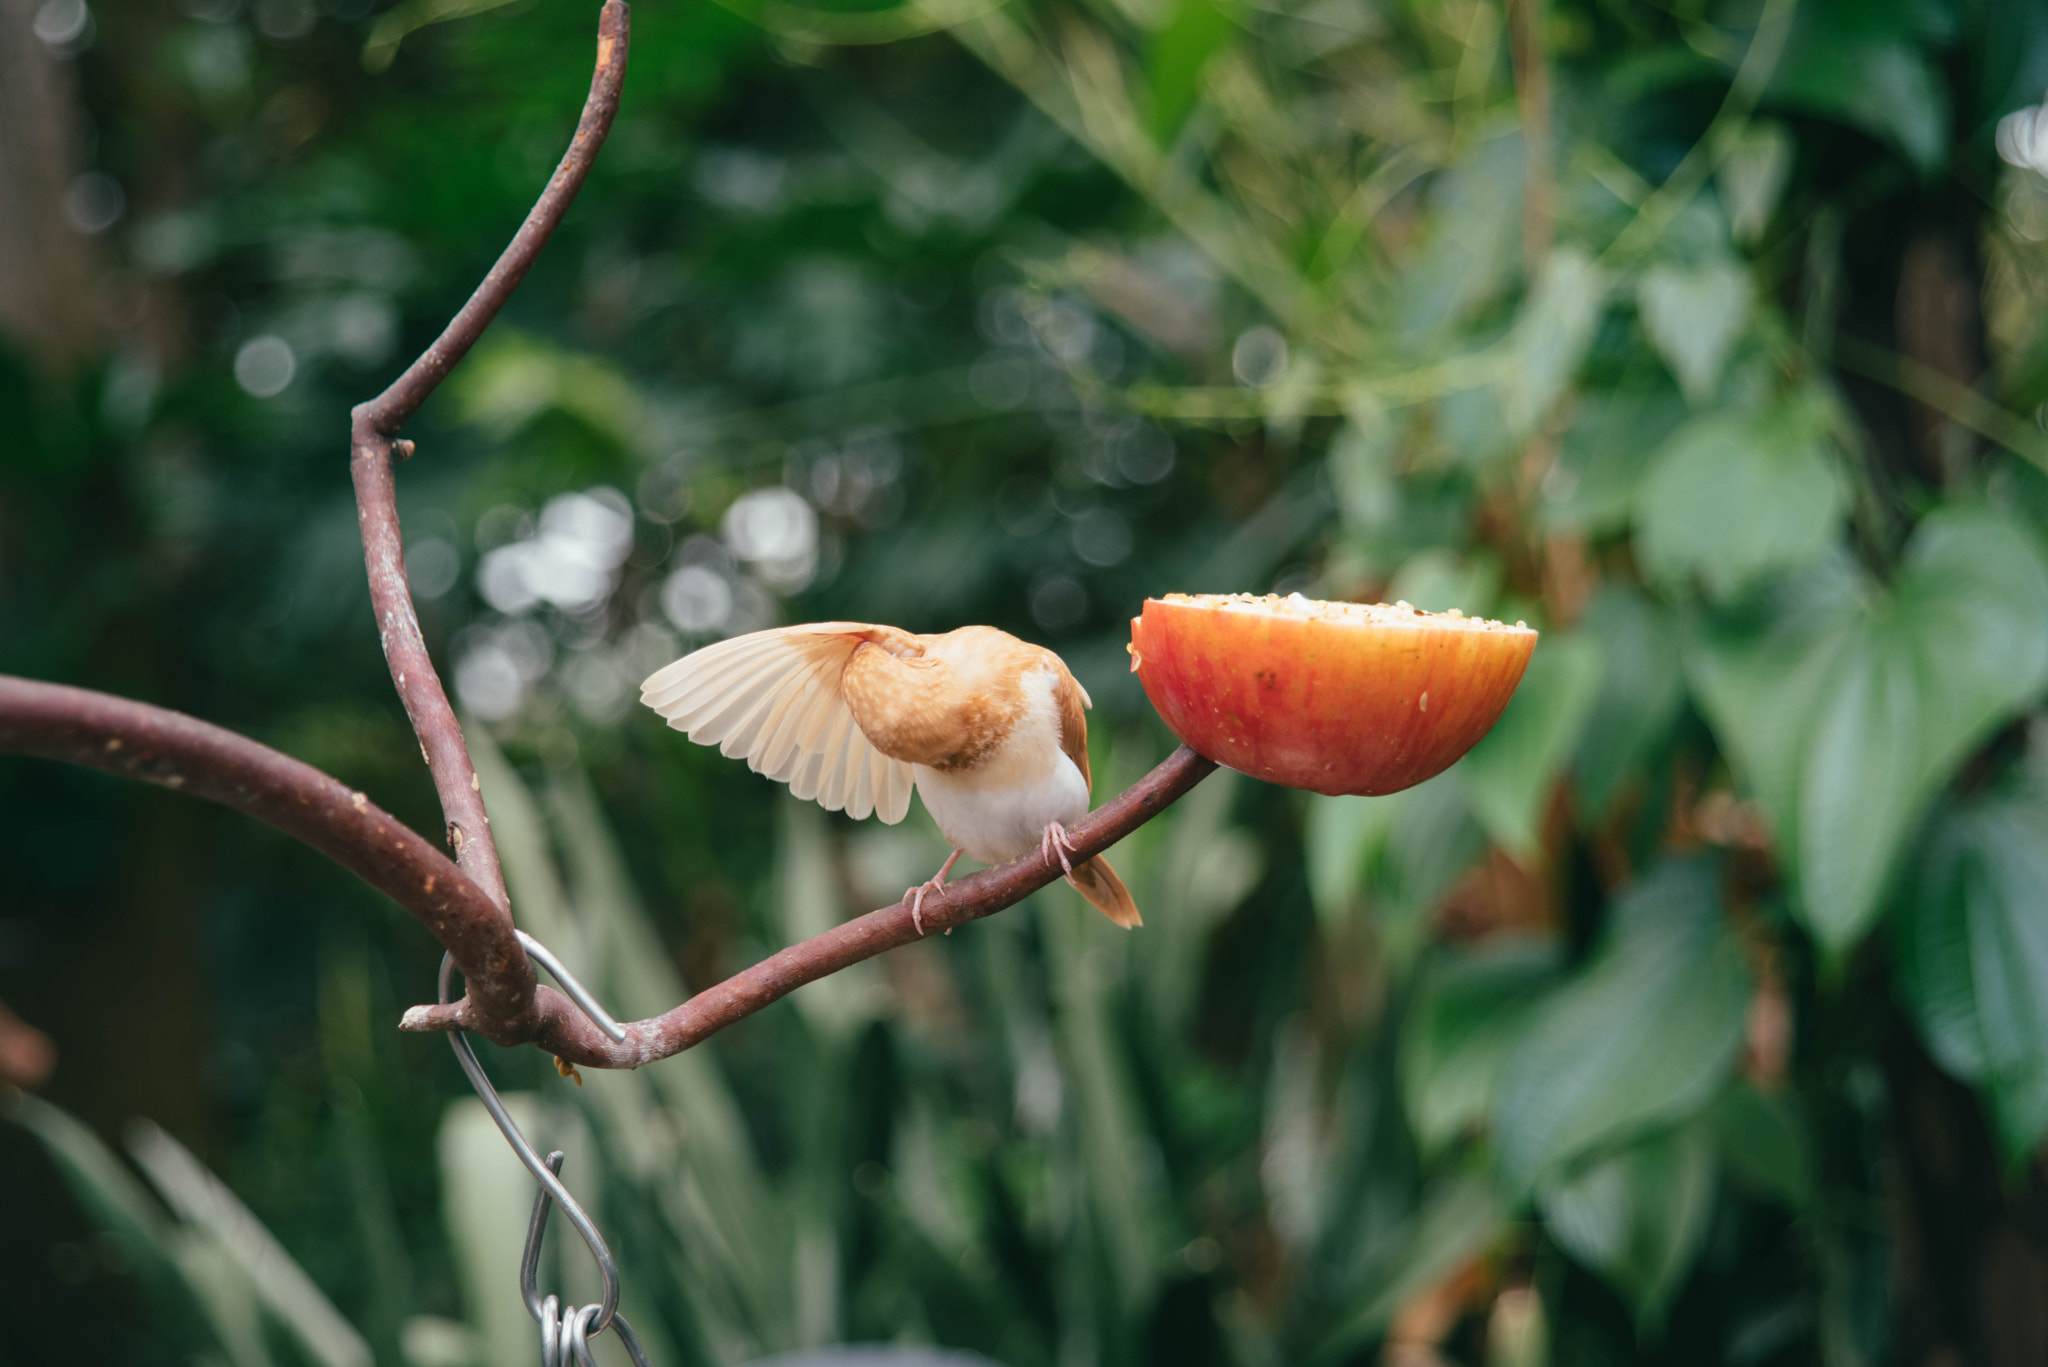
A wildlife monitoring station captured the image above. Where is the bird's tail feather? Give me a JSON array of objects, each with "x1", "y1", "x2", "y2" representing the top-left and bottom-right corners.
[{"x1": 1067, "y1": 856, "x2": 1141, "y2": 928}]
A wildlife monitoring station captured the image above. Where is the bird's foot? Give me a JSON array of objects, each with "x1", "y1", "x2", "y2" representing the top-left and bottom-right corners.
[
  {"x1": 902, "y1": 849, "x2": 963, "y2": 937},
  {"x1": 1040, "y1": 820, "x2": 1079, "y2": 878},
  {"x1": 906, "y1": 879, "x2": 938, "y2": 936}
]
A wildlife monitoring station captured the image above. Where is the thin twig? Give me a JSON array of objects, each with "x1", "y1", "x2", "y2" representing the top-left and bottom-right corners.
[
  {"x1": 1830, "y1": 334, "x2": 2048, "y2": 472},
  {"x1": 398, "y1": 745, "x2": 1220, "y2": 1067},
  {"x1": 1506, "y1": 0, "x2": 1551, "y2": 275},
  {"x1": 0, "y1": 671, "x2": 1217, "y2": 1066},
  {"x1": 1597, "y1": 0, "x2": 1794, "y2": 268},
  {"x1": 347, "y1": 1, "x2": 629, "y2": 1030}
]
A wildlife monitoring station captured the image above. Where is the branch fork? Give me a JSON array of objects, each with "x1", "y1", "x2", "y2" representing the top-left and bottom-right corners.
[{"x1": 0, "y1": 0, "x2": 1220, "y2": 1071}]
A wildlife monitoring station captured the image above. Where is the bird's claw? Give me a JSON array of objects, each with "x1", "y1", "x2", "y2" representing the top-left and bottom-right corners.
[
  {"x1": 905, "y1": 880, "x2": 935, "y2": 936},
  {"x1": 902, "y1": 850, "x2": 963, "y2": 938},
  {"x1": 1041, "y1": 821, "x2": 1078, "y2": 878}
]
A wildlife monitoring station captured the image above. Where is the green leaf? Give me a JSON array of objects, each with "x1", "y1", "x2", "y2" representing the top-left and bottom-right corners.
[
  {"x1": 1146, "y1": 0, "x2": 1239, "y2": 141},
  {"x1": 1501, "y1": 247, "x2": 1609, "y2": 436},
  {"x1": 439, "y1": 1095, "x2": 562, "y2": 1367},
  {"x1": 1688, "y1": 507, "x2": 2048, "y2": 953},
  {"x1": 1715, "y1": 121, "x2": 1794, "y2": 245},
  {"x1": 1375, "y1": 773, "x2": 1490, "y2": 952},
  {"x1": 1537, "y1": 1123, "x2": 1716, "y2": 1333},
  {"x1": 127, "y1": 1121, "x2": 373, "y2": 1367},
  {"x1": 1706, "y1": 1083, "x2": 1815, "y2": 1210},
  {"x1": 1309, "y1": 1179, "x2": 1506, "y2": 1363},
  {"x1": 1401, "y1": 938, "x2": 1561, "y2": 1153},
  {"x1": 1897, "y1": 792, "x2": 2048, "y2": 1159},
  {"x1": 1895, "y1": 814, "x2": 1989, "y2": 1081},
  {"x1": 1492, "y1": 860, "x2": 1751, "y2": 1192},
  {"x1": 1540, "y1": 378, "x2": 1690, "y2": 536},
  {"x1": 1766, "y1": 0, "x2": 1951, "y2": 174},
  {"x1": 1633, "y1": 396, "x2": 1845, "y2": 602},
  {"x1": 1458, "y1": 631, "x2": 1602, "y2": 860},
  {"x1": 1635, "y1": 258, "x2": 1752, "y2": 404},
  {"x1": 1305, "y1": 789, "x2": 1394, "y2": 925},
  {"x1": 1385, "y1": 547, "x2": 1502, "y2": 617},
  {"x1": 1573, "y1": 586, "x2": 1685, "y2": 820},
  {"x1": 0, "y1": 1091, "x2": 234, "y2": 1360},
  {"x1": 1305, "y1": 772, "x2": 1490, "y2": 962},
  {"x1": 1395, "y1": 131, "x2": 1525, "y2": 342},
  {"x1": 1328, "y1": 412, "x2": 1400, "y2": 536}
]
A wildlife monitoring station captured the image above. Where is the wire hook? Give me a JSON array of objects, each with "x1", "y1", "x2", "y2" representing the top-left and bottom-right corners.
[
  {"x1": 439, "y1": 941, "x2": 649, "y2": 1364},
  {"x1": 523, "y1": 1155, "x2": 652, "y2": 1365}
]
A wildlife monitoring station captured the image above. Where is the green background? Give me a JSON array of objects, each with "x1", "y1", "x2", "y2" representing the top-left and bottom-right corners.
[{"x1": 7, "y1": 0, "x2": 2048, "y2": 1362}]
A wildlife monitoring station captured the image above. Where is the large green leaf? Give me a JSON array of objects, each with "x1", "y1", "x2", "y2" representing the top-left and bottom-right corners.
[
  {"x1": 1492, "y1": 861, "x2": 1750, "y2": 1193},
  {"x1": 1705, "y1": 1083, "x2": 1815, "y2": 1211},
  {"x1": 1538, "y1": 1123, "x2": 1717, "y2": 1333},
  {"x1": 1458, "y1": 631, "x2": 1602, "y2": 860},
  {"x1": 1633, "y1": 396, "x2": 1844, "y2": 602},
  {"x1": 1688, "y1": 507, "x2": 2048, "y2": 953},
  {"x1": 1395, "y1": 130, "x2": 1525, "y2": 342},
  {"x1": 1309, "y1": 1179, "x2": 1506, "y2": 1363},
  {"x1": 1501, "y1": 247, "x2": 1609, "y2": 436},
  {"x1": 1766, "y1": 0, "x2": 1952, "y2": 174},
  {"x1": 1305, "y1": 770, "x2": 1485, "y2": 962},
  {"x1": 1636, "y1": 258, "x2": 1752, "y2": 404},
  {"x1": 1400, "y1": 937, "x2": 1560, "y2": 1153},
  {"x1": 1573, "y1": 586, "x2": 1685, "y2": 820},
  {"x1": 1897, "y1": 792, "x2": 2048, "y2": 1159},
  {"x1": 1540, "y1": 376, "x2": 1691, "y2": 536}
]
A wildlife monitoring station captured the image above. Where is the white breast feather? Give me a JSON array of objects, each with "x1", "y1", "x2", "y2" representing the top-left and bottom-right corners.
[{"x1": 913, "y1": 666, "x2": 1089, "y2": 863}]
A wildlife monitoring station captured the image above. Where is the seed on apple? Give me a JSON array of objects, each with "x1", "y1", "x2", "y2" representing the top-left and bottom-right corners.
[{"x1": 1128, "y1": 593, "x2": 1537, "y2": 796}]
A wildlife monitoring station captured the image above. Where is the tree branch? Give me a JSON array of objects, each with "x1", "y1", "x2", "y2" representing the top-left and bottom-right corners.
[
  {"x1": 346, "y1": 0, "x2": 629, "y2": 1033},
  {"x1": 0, "y1": 673, "x2": 1217, "y2": 1066},
  {"x1": 0, "y1": 676, "x2": 542, "y2": 1043},
  {"x1": 2, "y1": 0, "x2": 1225, "y2": 1072},
  {"x1": 399, "y1": 745, "x2": 1219, "y2": 1067}
]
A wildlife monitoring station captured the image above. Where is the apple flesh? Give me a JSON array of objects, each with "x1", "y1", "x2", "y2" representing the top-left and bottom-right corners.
[{"x1": 1129, "y1": 593, "x2": 1538, "y2": 796}]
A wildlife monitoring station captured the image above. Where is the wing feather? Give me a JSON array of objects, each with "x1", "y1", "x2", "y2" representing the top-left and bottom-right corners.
[
  {"x1": 760, "y1": 680, "x2": 842, "y2": 783},
  {"x1": 642, "y1": 635, "x2": 784, "y2": 710},
  {"x1": 885, "y1": 754, "x2": 914, "y2": 823},
  {"x1": 693, "y1": 660, "x2": 807, "y2": 747},
  {"x1": 818, "y1": 718, "x2": 861, "y2": 814},
  {"x1": 644, "y1": 649, "x2": 793, "y2": 727},
  {"x1": 1051, "y1": 659, "x2": 1093, "y2": 792},
  {"x1": 792, "y1": 702, "x2": 855, "y2": 804},
  {"x1": 753, "y1": 676, "x2": 832, "y2": 780},
  {"x1": 846, "y1": 743, "x2": 876, "y2": 821},
  {"x1": 640, "y1": 625, "x2": 918, "y2": 823}
]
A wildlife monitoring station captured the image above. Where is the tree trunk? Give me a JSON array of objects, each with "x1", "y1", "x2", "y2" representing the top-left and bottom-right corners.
[{"x1": 0, "y1": 0, "x2": 100, "y2": 368}]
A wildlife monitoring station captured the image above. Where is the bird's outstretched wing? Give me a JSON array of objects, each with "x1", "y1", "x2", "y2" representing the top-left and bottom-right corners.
[{"x1": 640, "y1": 623, "x2": 920, "y2": 823}]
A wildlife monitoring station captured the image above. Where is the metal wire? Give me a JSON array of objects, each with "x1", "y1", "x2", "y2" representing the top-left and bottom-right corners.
[
  {"x1": 517, "y1": 929, "x2": 628, "y2": 1042},
  {"x1": 521, "y1": 1151, "x2": 570, "y2": 1321},
  {"x1": 522, "y1": 1154, "x2": 653, "y2": 1366},
  {"x1": 438, "y1": 944, "x2": 650, "y2": 1364}
]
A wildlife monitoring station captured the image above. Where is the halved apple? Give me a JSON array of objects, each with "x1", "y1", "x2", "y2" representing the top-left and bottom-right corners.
[{"x1": 1129, "y1": 593, "x2": 1537, "y2": 796}]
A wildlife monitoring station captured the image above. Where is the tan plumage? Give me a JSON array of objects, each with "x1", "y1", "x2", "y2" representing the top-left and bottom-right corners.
[{"x1": 640, "y1": 621, "x2": 1139, "y2": 930}]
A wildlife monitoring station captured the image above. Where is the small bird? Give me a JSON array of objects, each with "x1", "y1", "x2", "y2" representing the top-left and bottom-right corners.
[{"x1": 640, "y1": 621, "x2": 1138, "y2": 933}]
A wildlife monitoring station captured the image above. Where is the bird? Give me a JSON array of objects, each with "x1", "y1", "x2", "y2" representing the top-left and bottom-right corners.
[{"x1": 639, "y1": 621, "x2": 1139, "y2": 934}]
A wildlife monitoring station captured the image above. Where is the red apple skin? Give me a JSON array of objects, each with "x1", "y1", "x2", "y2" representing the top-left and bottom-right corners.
[{"x1": 1129, "y1": 594, "x2": 1538, "y2": 796}]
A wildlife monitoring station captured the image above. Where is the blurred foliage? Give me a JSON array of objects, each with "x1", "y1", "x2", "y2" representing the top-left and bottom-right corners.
[{"x1": 12, "y1": 0, "x2": 2048, "y2": 1363}]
